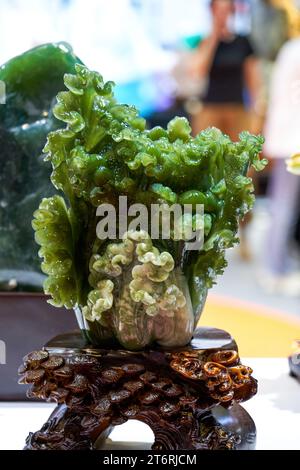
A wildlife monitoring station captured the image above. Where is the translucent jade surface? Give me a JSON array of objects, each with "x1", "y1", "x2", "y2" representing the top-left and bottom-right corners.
[
  {"x1": 0, "y1": 43, "x2": 81, "y2": 291},
  {"x1": 28, "y1": 56, "x2": 267, "y2": 349}
]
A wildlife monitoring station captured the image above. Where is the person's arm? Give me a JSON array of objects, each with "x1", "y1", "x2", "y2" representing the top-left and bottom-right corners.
[
  {"x1": 193, "y1": 34, "x2": 219, "y2": 79},
  {"x1": 189, "y1": 15, "x2": 225, "y2": 81},
  {"x1": 244, "y1": 56, "x2": 262, "y2": 109},
  {"x1": 244, "y1": 56, "x2": 265, "y2": 133}
]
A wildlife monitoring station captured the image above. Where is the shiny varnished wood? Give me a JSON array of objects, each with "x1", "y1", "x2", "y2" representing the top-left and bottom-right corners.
[{"x1": 19, "y1": 328, "x2": 257, "y2": 450}]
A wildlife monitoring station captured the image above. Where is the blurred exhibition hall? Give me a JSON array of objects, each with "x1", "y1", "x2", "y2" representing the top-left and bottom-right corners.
[{"x1": 1, "y1": 0, "x2": 300, "y2": 356}]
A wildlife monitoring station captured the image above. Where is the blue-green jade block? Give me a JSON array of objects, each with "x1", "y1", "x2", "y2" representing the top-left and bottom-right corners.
[{"x1": 0, "y1": 43, "x2": 82, "y2": 291}]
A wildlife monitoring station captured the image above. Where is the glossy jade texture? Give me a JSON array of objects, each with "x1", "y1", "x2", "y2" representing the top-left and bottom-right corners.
[
  {"x1": 2, "y1": 43, "x2": 266, "y2": 350},
  {"x1": 29, "y1": 58, "x2": 266, "y2": 349},
  {"x1": 0, "y1": 42, "x2": 82, "y2": 291}
]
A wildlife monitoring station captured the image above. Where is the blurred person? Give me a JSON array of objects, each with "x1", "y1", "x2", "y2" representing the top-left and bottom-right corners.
[
  {"x1": 250, "y1": 0, "x2": 289, "y2": 141},
  {"x1": 263, "y1": 37, "x2": 300, "y2": 295},
  {"x1": 251, "y1": 0, "x2": 289, "y2": 63},
  {"x1": 271, "y1": 0, "x2": 300, "y2": 38},
  {"x1": 190, "y1": 0, "x2": 263, "y2": 260},
  {"x1": 191, "y1": 0, "x2": 262, "y2": 140}
]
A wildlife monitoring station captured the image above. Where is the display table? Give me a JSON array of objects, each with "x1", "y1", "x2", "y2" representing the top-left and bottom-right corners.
[{"x1": 0, "y1": 358, "x2": 299, "y2": 450}]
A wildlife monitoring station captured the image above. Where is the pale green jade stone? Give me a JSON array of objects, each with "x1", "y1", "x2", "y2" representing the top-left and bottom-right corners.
[{"x1": 83, "y1": 230, "x2": 194, "y2": 350}]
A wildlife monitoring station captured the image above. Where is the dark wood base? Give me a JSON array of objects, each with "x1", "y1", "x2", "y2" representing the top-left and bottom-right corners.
[{"x1": 19, "y1": 327, "x2": 257, "y2": 450}]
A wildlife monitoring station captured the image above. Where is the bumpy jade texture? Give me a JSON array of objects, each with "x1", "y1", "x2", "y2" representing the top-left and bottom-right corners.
[
  {"x1": 32, "y1": 61, "x2": 267, "y2": 349},
  {"x1": 83, "y1": 230, "x2": 194, "y2": 349},
  {"x1": 0, "y1": 42, "x2": 82, "y2": 291}
]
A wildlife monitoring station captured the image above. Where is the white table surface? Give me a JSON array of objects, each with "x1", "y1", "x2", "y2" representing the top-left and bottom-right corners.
[{"x1": 0, "y1": 358, "x2": 299, "y2": 450}]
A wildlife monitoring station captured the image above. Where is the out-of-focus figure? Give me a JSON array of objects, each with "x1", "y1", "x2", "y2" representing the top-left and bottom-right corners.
[
  {"x1": 250, "y1": 0, "x2": 289, "y2": 141},
  {"x1": 270, "y1": 0, "x2": 300, "y2": 38},
  {"x1": 263, "y1": 36, "x2": 300, "y2": 295},
  {"x1": 191, "y1": 0, "x2": 262, "y2": 140},
  {"x1": 189, "y1": 0, "x2": 263, "y2": 261},
  {"x1": 251, "y1": 0, "x2": 289, "y2": 62}
]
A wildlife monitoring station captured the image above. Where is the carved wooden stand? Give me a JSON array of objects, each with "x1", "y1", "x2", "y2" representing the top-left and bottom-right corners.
[{"x1": 19, "y1": 327, "x2": 257, "y2": 450}]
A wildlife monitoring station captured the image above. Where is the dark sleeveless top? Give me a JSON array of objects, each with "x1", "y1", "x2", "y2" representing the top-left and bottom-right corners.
[{"x1": 202, "y1": 35, "x2": 254, "y2": 104}]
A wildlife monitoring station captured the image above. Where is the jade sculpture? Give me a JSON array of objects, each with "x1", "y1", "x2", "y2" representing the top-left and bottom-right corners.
[
  {"x1": 31, "y1": 57, "x2": 267, "y2": 350},
  {"x1": 2, "y1": 43, "x2": 265, "y2": 450}
]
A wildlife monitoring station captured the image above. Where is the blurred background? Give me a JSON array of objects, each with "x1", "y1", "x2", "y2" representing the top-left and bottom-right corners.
[{"x1": 1, "y1": 0, "x2": 300, "y2": 358}]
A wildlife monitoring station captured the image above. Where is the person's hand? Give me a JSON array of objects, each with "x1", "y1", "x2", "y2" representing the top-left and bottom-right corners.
[{"x1": 211, "y1": 16, "x2": 225, "y2": 42}]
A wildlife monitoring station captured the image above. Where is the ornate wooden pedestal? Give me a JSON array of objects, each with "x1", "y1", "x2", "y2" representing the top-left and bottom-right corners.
[{"x1": 19, "y1": 327, "x2": 257, "y2": 450}]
